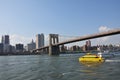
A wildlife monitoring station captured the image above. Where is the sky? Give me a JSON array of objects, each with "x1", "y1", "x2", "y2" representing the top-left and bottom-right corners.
[{"x1": 0, "y1": 0, "x2": 120, "y2": 46}]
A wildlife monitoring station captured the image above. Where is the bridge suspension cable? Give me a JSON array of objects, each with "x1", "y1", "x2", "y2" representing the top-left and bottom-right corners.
[{"x1": 59, "y1": 35, "x2": 82, "y2": 42}]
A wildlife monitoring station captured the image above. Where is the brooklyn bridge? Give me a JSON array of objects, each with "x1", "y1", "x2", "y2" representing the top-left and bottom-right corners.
[{"x1": 33, "y1": 29, "x2": 120, "y2": 55}]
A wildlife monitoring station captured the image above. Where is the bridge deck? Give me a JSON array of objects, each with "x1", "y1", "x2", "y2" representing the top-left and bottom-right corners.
[{"x1": 35, "y1": 29, "x2": 120, "y2": 51}]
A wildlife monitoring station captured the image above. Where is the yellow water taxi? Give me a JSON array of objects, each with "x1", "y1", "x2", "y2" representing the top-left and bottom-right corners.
[{"x1": 79, "y1": 53, "x2": 105, "y2": 62}]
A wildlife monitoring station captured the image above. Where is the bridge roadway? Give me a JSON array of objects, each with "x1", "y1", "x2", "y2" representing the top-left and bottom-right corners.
[{"x1": 35, "y1": 29, "x2": 120, "y2": 51}]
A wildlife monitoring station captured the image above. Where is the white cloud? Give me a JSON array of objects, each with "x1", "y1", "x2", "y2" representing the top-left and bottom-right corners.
[
  {"x1": 59, "y1": 26, "x2": 120, "y2": 46},
  {"x1": 96, "y1": 26, "x2": 111, "y2": 43},
  {"x1": 99, "y1": 26, "x2": 111, "y2": 32},
  {"x1": 94, "y1": 26, "x2": 120, "y2": 45},
  {"x1": 10, "y1": 34, "x2": 34, "y2": 46},
  {"x1": 9, "y1": 34, "x2": 50, "y2": 46}
]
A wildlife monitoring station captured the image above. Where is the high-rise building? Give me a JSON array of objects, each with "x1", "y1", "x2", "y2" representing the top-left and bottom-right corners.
[
  {"x1": 82, "y1": 45, "x2": 87, "y2": 52},
  {"x1": 40, "y1": 33, "x2": 44, "y2": 47},
  {"x1": 16, "y1": 43, "x2": 24, "y2": 52},
  {"x1": 27, "y1": 39, "x2": 36, "y2": 51},
  {"x1": 86, "y1": 40, "x2": 91, "y2": 47},
  {"x1": 0, "y1": 43, "x2": 4, "y2": 53},
  {"x1": 36, "y1": 34, "x2": 40, "y2": 49},
  {"x1": 85, "y1": 40, "x2": 91, "y2": 51},
  {"x1": 36, "y1": 33, "x2": 44, "y2": 49},
  {"x1": 2, "y1": 35, "x2": 10, "y2": 44},
  {"x1": 1, "y1": 35, "x2": 10, "y2": 52},
  {"x1": 1, "y1": 36, "x2": 4, "y2": 44}
]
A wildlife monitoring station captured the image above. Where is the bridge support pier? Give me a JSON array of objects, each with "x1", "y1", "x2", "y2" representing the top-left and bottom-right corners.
[
  {"x1": 49, "y1": 34, "x2": 59, "y2": 55},
  {"x1": 49, "y1": 45, "x2": 59, "y2": 55}
]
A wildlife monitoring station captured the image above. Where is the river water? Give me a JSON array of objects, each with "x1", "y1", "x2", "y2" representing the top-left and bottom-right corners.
[{"x1": 0, "y1": 52, "x2": 120, "y2": 80}]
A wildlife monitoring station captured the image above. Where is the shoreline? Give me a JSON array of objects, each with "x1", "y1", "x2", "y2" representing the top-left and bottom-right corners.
[{"x1": 0, "y1": 52, "x2": 41, "y2": 56}]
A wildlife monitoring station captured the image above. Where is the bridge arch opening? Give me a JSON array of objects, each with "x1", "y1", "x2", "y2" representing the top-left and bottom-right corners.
[{"x1": 49, "y1": 34, "x2": 60, "y2": 55}]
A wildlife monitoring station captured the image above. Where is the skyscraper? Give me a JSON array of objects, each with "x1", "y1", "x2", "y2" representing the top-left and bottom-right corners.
[
  {"x1": 16, "y1": 43, "x2": 24, "y2": 52},
  {"x1": 27, "y1": 39, "x2": 36, "y2": 51},
  {"x1": 86, "y1": 40, "x2": 91, "y2": 47},
  {"x1": 40, "y1": 33, "x2": 44, "y2": 47},
  {"x1": 86, "y1": 40, "x2": 91, "y2": 51},
  {"x1": 36, "y1": 33, "x2": 44, "y2": 49},
  {"x1": 0, "y1": 43, "x2": 3, "y2": 53},
  {"x1": 36, "y1": 34, "x2": 40, "y2": 49},
  {"x1": 2, "y1": 35, "x2": 10, "y2": 45},
  {"x1": 1, "y1": 35, "x2": 10, "y2": 52}
]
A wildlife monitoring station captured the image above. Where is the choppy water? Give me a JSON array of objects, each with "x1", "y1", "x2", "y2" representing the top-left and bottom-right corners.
[{"x1": 0, "y1": 52, "x2": 120, "y2": 80}]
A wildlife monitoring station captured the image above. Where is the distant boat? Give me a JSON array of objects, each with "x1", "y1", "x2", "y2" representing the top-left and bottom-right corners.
[
  {"x1": 97, "y1": 47, "x2": 114, "y2": 58},
  {"x1": 97, "y1": 52, "x2": 114, "y2": 59}
]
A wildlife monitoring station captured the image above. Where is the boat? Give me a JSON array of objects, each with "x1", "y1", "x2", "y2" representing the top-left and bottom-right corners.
[
  {"x1": 97, "y1": 47, "x2": 114, "y2": 58},
  {"x1": 79, "y1": 53, "x2": 105, "y2": 62},
  {"x1": 97, "y1": 52, "x2": 114, "y2": 59}
]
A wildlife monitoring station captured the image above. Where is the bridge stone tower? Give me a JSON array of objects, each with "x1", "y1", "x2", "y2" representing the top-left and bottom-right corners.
[{"x1": 49, "y1": 34, "x2": 60, "y2": 55}]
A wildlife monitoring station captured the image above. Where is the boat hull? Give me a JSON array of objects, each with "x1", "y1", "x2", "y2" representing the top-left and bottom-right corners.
[
  {"x1": 79, "y1": 53, "x2": 105, "y2": 62},
  {"x1": 79, "y1": 57, "x2": 104, "y2": 62}
]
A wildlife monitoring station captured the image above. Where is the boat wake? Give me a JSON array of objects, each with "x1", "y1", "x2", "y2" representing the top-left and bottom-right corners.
[{"x1": 105, "y1": 59, "x2": 120, "y2": 62}]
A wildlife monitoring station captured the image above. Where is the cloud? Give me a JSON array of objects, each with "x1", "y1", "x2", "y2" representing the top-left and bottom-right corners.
[
  {"x1": 98, "y1": 26, "x2": 111, "y2": 32},
  {"x1": 94, "y1": 26, "x2": 120, "y2": 45},
  {"x1": 8, "y1": 34, "x2": 49, "y2": 46},
  {"x1": 58, "y1": 26, "x2": 120, "y2": 46},
  {"x1": 10, "y1": 34, "x2": 34, "y2": 46},
  {"x1": 96, "y1": 26, "x2": 111, "y2": 43}
]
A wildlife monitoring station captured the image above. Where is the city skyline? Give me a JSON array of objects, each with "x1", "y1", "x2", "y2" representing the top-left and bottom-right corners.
[
  {"x1": 0, "y1": 26, "x2": 120, "y2": 46},
  {"x1": 0, "y1": 0, "x2": 120, "y2": 45},
  {"x1": 0, "y1": 34, "x2": 119, "y2": 53}
]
